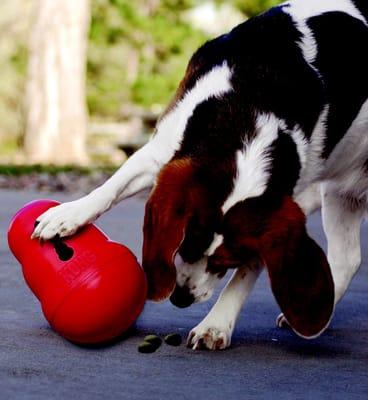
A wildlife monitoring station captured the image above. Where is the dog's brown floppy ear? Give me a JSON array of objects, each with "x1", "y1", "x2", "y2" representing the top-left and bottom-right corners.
[
  {"x1": 259, "y1": 197, "x2": 335, "y2": 338},
  {"x1": 213, "y1": 196, "x2": 335, "y2": 338},
  {"x1": 142, "y1": 159, "x2": 194, "y2": 301},
  {"x1": 265, "y1": 230, "x2": 334, "y2": 339}
]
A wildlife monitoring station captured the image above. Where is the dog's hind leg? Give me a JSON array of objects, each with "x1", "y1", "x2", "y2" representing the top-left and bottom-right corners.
[
  {"x1": 321, "y1": 182, "x2": 365, "y2": 305},
  {"x1": 32, "y1": 141, "x2": 163, "y2": 240},
  {"x1": 295, "y1": 182, "x2": 322, "y2": 215}
]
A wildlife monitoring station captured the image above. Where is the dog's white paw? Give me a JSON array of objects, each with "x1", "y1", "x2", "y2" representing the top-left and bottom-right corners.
[
  {"x1": 276, "y1": 313, "x2": 290, "y2": 329},
  {"x1": 187, "y1": 321, "x2": 232, "y2": 350},
  {"x1": 31, "y1": 197, "x2": 104, "y2": 240}
]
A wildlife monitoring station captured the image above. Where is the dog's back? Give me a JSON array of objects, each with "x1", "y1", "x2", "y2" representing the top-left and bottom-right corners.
[
  {"x1": 170, "y1": 0, "x2": 368, "y2": 204},
  {"x1": 280, "y1": 0, "x2": 368, "y2": 202}
]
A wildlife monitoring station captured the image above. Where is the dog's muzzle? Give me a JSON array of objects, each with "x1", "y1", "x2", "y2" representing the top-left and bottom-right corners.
[{"x1": 169, "y1": 285, "x2": 195, "y2": 308}]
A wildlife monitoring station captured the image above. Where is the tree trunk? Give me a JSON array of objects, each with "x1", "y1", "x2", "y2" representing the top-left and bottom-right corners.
[{"x1": 24, "y1": 0, "x2": 90, "y2": 165}]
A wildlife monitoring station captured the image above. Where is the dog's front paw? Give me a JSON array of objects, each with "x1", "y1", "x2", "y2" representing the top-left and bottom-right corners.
[
  {"x1": 276, "y1": 313, "x2": 290, "y2": 329},
  {"x1": 31, "y1": 196, "x2": 104, "y2": 240},
  {"x1": 187, "y1": 321, "x2": 232, "y2": 350}
]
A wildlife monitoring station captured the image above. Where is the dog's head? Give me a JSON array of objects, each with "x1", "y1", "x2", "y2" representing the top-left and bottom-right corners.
[{"x1": 142, "y1": 158, "x2": 226, "y2": 306}]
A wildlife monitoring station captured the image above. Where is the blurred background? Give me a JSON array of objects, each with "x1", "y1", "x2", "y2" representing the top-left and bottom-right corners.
[{"x1": 0, "y1": 0, "x2": 280, "y2": 191}]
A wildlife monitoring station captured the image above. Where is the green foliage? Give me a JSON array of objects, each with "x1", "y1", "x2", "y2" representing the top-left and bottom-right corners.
[
  {"x1": 0, "y1": 42, "x2": 27, "y2": 140},
  {"x1": 0, "y1": 164, "x2": 116, "y2": 176},
  {"x1": 87, "y1": 0, "x2": 207, "y2": 115},
  {"x1": 227, "y1": 0, "x2": 281, "y2": 17}
]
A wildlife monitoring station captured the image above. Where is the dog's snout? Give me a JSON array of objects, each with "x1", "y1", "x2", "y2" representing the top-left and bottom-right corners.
[{"x1": 170, "y1": 285, "x2": 195, "y2": 308}]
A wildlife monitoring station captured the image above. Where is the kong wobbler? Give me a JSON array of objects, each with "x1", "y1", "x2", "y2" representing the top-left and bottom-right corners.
[{"x1": 8, "y1": 200, "x2": 147, "y2": 344}]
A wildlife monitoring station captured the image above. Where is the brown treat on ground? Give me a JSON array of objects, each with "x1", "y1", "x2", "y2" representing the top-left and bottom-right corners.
[
  {"x1": 144, "y1": 334, "x2": 162, "y2": 347},
  {"x1": 138, "y1": 341, "x2": 158, "y2": 354},
  {"x1": 164, "y1": 333, "x2": 182, "y2": 347}
]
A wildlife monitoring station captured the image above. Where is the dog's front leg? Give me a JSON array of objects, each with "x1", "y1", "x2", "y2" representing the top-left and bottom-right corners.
[
  {"x1": 187, "y1": 263, "x2": 263, "y2": 350},
  {"x1": 32, "y1": 141, "x2": 162, "y2": 240}
]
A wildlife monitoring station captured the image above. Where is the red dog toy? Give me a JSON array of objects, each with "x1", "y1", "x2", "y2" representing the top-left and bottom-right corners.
[{"x1": 8, "y1": 200, "x2": 147, "y2": 344}]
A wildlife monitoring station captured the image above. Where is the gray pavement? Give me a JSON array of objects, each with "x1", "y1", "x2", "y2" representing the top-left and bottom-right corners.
[{"x1": 0, "y1": 189, "x2": 367, "y2": 400}]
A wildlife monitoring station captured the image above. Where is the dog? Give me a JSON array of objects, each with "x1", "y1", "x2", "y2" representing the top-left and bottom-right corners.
[{"x1": 32, "y1": 0, "x2": 368, "y2": 350}]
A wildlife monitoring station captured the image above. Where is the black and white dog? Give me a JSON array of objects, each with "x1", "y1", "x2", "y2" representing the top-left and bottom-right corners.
[{"x1": 33, "y1": 0, "x2": 368, "y2": 350}]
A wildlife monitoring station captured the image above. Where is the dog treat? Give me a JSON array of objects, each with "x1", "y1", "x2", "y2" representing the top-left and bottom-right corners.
[
  {"x1": 138, "y1": 335, "x2": 162, "y2": 353},
  {"x1": 138, "y1": 341, "x2": 158, "y2": 354},
  {"x1": 144, "y1": 334, "x2": 162, "y2": 347},
  {"x1": 164, "y1": 333, "x2": 182, "y2": 346},
  {"x1": 138, "y1": 333, "x2": 182, "y2": 353}
]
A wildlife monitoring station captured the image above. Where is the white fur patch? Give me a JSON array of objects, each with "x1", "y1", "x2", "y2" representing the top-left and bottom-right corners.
[
  {"x1": 294, "y1": 105, "x2": 329, "y2": 194},
  {"x1": 283, "y1": 0, "x2": 367, "y2": 26},
  {"x1": 222, "y1": 114, "x2": 280, "y2": 213},
  {"x1": 289, "y1": 126, "x2": 308, "y2": 168},
  {"x1": 284, "y1": 0, "x2": 367, "y2": 73},
  {"x1": 277, "y1": 119, "x2": 308, "y2": 170},
  {"x1": 283, "y1": 4, "x2": 318, "y2": 66},
  {"x1": 153, "y1": 62, "x2": 233, "y2": 163},
  {"x1": 205, "y1": 234, "x2": 224, "y2": 256},
  {"x1": 323, "y1": 98, "x2": 368, "y2": 200},
  {"x1": 175, "y1": 254, "x2": 220, "y2": 302}
]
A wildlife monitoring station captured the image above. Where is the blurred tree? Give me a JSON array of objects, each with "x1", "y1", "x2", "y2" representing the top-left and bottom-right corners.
[
  {"x1": 24, "y1": 0, "x2": 90, "y2": 164},
  {"x1": 0, "y1": 0, "x2": 32, "y2": 158}
]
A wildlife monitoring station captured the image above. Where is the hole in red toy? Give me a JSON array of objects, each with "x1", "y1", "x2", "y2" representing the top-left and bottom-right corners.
[
  {"x1": 51, "y1": 236, "x2": 74, "y2": 261},
  {"x1": 33, "y1": 221, "x2": 74, "y2": 261}
]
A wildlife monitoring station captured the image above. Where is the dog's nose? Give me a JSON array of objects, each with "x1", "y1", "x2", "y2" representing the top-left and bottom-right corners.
[{"x1": 170, "y1": 285, "x2": 195, "y2": 308}]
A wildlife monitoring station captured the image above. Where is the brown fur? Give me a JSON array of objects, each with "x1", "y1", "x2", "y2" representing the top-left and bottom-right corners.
[
  {"x1": 142, "y1": 158, "x2": 207, "y2": 300},
  {"x1": 209, "y1": 196, "x2": 335, "y2": 338},
  {"x1": 143, "y1": 154, "x2": 236, "y2": 301}
]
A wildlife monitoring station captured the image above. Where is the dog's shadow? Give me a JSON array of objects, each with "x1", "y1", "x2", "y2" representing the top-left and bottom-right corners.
[{"x1": 230, "y1": 326, "x2": 367, "y2": 359}]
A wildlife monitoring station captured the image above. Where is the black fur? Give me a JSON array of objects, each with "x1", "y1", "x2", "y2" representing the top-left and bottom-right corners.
[
  {"x1": 169, "y1": 3, "x2": 368, "y2": 266},
  {"x1": 175, "y1": 6, "x2": 323, "y2": 209},
  {"x1": 177, "y1": 5, "x2": 325, "y2": 157},
  {"x1": 308, "y1": 12, "x2": 368, "y2": 159},
  {"x1": 364, "y1": 158, "x2": 368, "y2": 173},
  {"x1": 265, "y1": 130, "x2": 301, "y2": 198},
  {"x1": 228, "y1": 7, "x2": 324, "y2": 139}
]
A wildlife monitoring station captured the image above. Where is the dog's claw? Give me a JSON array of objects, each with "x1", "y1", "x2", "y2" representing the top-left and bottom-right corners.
[
  {"x1": 187, "y1": 324, "x2": 231, "y2": 350},
  {"x1": 276, "y1": 313, "x2": 290, "y2": 329}
]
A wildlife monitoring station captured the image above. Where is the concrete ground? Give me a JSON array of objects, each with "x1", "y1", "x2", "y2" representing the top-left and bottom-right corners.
[{"x1": 0, "y1": 189, "x2": 367, "y2": 400}]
